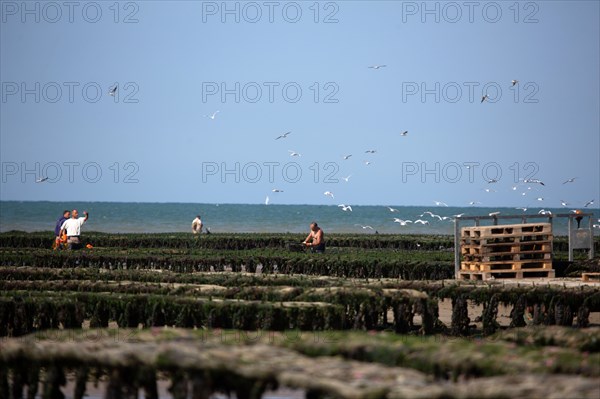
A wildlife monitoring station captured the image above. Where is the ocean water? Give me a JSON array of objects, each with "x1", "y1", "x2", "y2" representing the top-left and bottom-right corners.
[{"x1": 0, "y1": 201, "x2": 598, "y2": 235}]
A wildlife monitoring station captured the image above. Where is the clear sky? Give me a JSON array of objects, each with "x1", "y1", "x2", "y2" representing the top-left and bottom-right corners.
[{"x1": 1, "y1": 0, "x2": 599, "y2": 208}]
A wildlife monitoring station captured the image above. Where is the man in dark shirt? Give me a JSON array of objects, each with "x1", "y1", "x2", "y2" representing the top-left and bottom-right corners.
[{"x1": 53, "y1": 210, "x2": 70, "y2": 249}]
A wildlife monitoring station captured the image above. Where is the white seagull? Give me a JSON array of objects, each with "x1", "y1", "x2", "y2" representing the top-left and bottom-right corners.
[
  {"x1": 511, "y1": 80, "x2": 519, "y2": 87},
  {"x1": 414, "y1": 219, "x2": 430, "y2": 225},
  {"x1": 584, "y1": 199, "x2": 595, "y2": 208},
  {"x1": 524, "y1": 178, "x2": 545, "y2": 186},
  {"x1": 342, "y1": 175, "x2": 352, "y2": 182},
  {"x1": 484, "y1": 188, "x2": 496, "y2": 193},
  {"x1": 515, "y1": 207, "x2": 528, "y2": 212},
  {"x1": 489, "y1": 212, "x2": 500, "y2": 216},
  {"x1": 342, "y1": 154, "x2": 352, "y2": 160},
  {"x1": 560, "y1": 200, "x2": 569, "y2": 207},
  {"x1": 434, "y1": 201, "x2": 448, "y2": 207},
  {"x1": 204, "y1": 110, "x2": 220, "y2": 120},
  {"x1": 365, "y1": 150, "x2": 377, "y2": 154},
  {"x1": 109, "y1": 85, "x2": 117, "y2": 96},
  {"x1": 36, "y1": 177, "x2": 49, "y2": 183},
  {"x1": 400, "y1": 131, "x2": 408, "y2": 136},
  {"x1": 272, "y1": 189, "x2": 284, "y2": 193},
  {"x1": 562, "y1": 177, "x2": 577, "y2": 184},
  {"x1": 387, "y1": 206, "x2": 399, "y2": 212},
  {"x1": 393, "y1": 218, "x2": 412, "y2": 226},
  {"x1": 368, "y1": 65, "x2": 387, "y2": 69},
  {"x1": 536, "y1": 197, "x2": 544, "y2": 201},
  {"x1": 453, "y1": 213, "x2": 465, "y2": 218},
  {"x1": 539, "y1": 209, "x2": 552, "y2": 215},
  {"x1": 481, "y1": 94, "x2": 489, "y2": 103},
  {"x1": 275, "y1": 131, "x2": 292, "y2": 140},
  {"x1": 469, "y1": 201, "x2": 481, "y2": 205},
  {"x1": 324, "y1": 191, "x2": 334, "y2": 199},
  {"x1": 364, "y1": 161, "x2": 371, "y2": 166},
  {"x1": 265, "y1": 196, "x2": 270, "y2": 205},
  {"x1": 288, "y1": 150, "x2": 301, "y2": 157},
  {"x1": 338, "y1": 204, "x2": 353, "y2": 212},
  {"x1": 355, "y1": 224, "x2": 374, "y2": 230},
  {"x1": 487, "y1": 179, "x2": 499, "y2": 184}
]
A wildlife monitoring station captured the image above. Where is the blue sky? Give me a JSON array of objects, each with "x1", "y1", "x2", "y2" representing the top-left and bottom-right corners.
[{"x1": 1, "y1": 0, "x2": 599, "y2": 208}]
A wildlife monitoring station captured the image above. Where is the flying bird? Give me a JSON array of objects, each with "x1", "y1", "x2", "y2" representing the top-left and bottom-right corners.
[
  {"x1": 560, "y1": 200, "x2": 569, "y2": 207},
  {"x1": 109, "y1": 85, "x2": 117, "y2": 96},
  {"x1": 434, "y1": 201, "x2": 448, "y2": 207},
  {"x1": 538, "y1": 209, "x2": 552, "y2": 215},
  {"x1": 204, "y1": 110, "x2": 220, "y2": 120},
  {"x1": 524, "y1": 178, "x2": 545, "y2": 186},
  {"x1": 481, "y1": 94, "x2": 489, "y2": 103},
  {"x1": 400, "y1": 131, "x2": 408, "y2": 136},
  {"x1": 364, "y1": 161, "x2": 371, "y2": 166},
  {"x1": 393, "y1": 218, "x2": 412, "y2": 226},
  {"x1": 288, "y1": 150, "x2": 301, "y2": 157},
  {"x1": 414, "y1": 219, "x2": 430, "y2": 225},
  {"x1": 487, "y1": 179, "x2": 499, "y2": 184},
  {"x1": 511, "y1": 80, "x2": 519, "y2": 86},
  {"x1": 365, "y1": 149, "x2": 376, "y2": 154},
  {"x1": 342, "y1": 154, "x2": 352, "y2": 160},
  {"x1": 36, "y1": 177, "x2": 49, "y2": 183},
  {"x1": 484, "y1": 188, "x2": 496, "y2": 193},
  {"x1": 562, "y1": 177, "x2": 577, "y2": 184},
  {"x1": 272, "y1": 189, "x2": 284, "y2": 193},
  {"x1": 489, "y1": 212, "x2": 500, "y2": 216},
  {"x1": 342, "y1": 175, "x2": 352, "y2": 182},
  {"x1": 515, "y1": 207, "x2": 528, "y2": 212},
  {"x1": 324, "y1": 191, "x2": 334, "y2": 199},
  {"x1": 536, "y1": 197, "x2": 544, "y2": 201},
  {"x1": 368, "y1": 65, "x2": 387, "y2": 69},
  {"x1": 453, "y1": 213, "x2": 465, "y2": 218},
  {"x1": 275, "y1": 131, "x2": 291, "y2": 140},
  {"x1": 265, "y1": 196, "x2": 270, "y2": 205},
  {"x1": 584, "y1": 199, "x2": 595, "y2": 208},
  {"x1": 468, "y1": 201, "x2": 481, "y2": 205},
  {"x1": 338, "y1": 204, "x2": 353, "y2": 212},
  {"x1": 355, "y1": 224, "x2": 374, "y2": 230},
  {"x1": 387, "y1": 206, "x2": 399, "y2": 212}
]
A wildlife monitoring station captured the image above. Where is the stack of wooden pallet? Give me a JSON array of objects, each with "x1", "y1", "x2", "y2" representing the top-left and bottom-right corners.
[{"x1": 459, "y1": 223, "x2": 554, "y2": 280}]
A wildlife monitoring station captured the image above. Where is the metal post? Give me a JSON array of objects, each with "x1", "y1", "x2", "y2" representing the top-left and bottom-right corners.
[
  {"x1": 454, "y1": 218, "x2": 461, "y2": 279},
  {"x1": 568, "y1": 216, "x2": 573, "y2": 262},
  {"x1": 589, "y1": 216, "x2": 595, "y2": 259}
]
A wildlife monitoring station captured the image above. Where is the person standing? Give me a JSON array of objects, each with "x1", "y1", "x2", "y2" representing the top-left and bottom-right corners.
[
  {"x1": 53, "y1": 210, "x2": 70, "y2": 249},
  {"x1": 192, "y1": 215, "x2": 203, "y2": 234},
  {"x1": 60, "y1": 209, "x2": 89, "y2": 250},
  {"x1": 303, "y1": 222, "x2": 325, "y2": 253}
]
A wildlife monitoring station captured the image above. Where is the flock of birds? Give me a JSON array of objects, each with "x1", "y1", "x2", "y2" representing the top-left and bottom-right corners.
[
  {"x1": 33, "y1": 79, "x2": 597, "y2": 233},
  {"x1": 194, "y1": 69, "x2": 597, "y2": 232}
]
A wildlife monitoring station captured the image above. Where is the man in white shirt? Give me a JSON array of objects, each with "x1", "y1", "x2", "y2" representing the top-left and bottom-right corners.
[
  {"x1": 60, "y1": 209, "x2": 89, "y2": 249},
  {"x1": 191, "y1": 215, "x2": 203, "y2": 234}
]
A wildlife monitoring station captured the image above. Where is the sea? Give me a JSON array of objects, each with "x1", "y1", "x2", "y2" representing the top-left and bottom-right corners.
[{"x1": 1, "y1": 201, "x2": 598, "y2": 236}]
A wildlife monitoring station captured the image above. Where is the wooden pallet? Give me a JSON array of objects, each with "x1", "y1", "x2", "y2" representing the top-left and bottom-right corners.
[
  {"x1": 461, "y1": 242, "x2": 552, "y2": 255},
  {"x1": 461, "y1": 260, "x2": 553, "y2": 272},
  {"x1": 461, "y1": 234, "x2": 553, "y2": 246},
  {"x1": 463, "y1": 253, "x2": 552, "y2": 263},
  {"x1": 459, "y1": 268, "x2": 555, "y2": 281},
  {"x1": 461, "y1": 223, "x2": 552, "y2": 238},
  {"x1": 582, "y1": 273, "x2": 600, "y2": 282}
]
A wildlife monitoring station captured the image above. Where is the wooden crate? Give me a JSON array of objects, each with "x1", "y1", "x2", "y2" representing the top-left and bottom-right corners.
[{"x1": 459, "y1": 223, "x2": 554, "y2": 280}]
